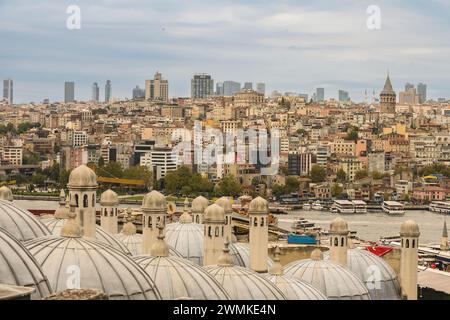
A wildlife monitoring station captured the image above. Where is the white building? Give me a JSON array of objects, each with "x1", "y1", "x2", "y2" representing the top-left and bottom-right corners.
[{"x1": 140, "y1": 147, "x2": 177, "y2": 180}]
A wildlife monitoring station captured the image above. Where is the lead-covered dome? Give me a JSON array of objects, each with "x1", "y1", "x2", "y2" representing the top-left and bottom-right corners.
[
  {"x1": 204, "y1": 204, "x2": 225, "y2": 222},
  {"x1": 0, "y1": 227, "x2": 52, "y2": 299},
  {"x1": 165, "y1": 222, "x2": 204, "y2": 265},
  {"x1": 142, "y1": 190, "x2": 166, "y2": 211},
  {"x1": 284, "y1": 249, "x2": 370, "y2": 300},
  {"x1": 215, "y1": 197, "x2": 232, "y2": 213},
  {"x1": 100, "y1": 189, "x2": 118, "y2": 206},
  {"x1": 324, "y1": 246, "x2": 401, "y2": 300},
  {"x1": 248, "y1": 196, "x2": 268, "y2": 214},
  {"x1": 67, "y1": 165, "x2": 97, "y2": 188},
  {"x1": 192, "y1": 196, "x2": 209, "y2": 213},
  {"x1": 204, "y1": 242, "x2": 286, "y2": 300},
  {"x1": 0, "y1": 200, "x2": 51, "y2": 241},
  {"x1": 400, "y1": 220, "x2": 420, "y2": 237},
  {"x1": 0, "y1": 186, "x2": 13, "y2": 201},
  {"x1": 229, "y1": 242, "x2": 273, "y2": 269}
]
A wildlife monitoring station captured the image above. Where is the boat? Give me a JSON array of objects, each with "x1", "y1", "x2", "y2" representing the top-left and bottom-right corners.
[
  {"x1": 302, "y1": 203, "x2": 311, "y2": 211},
  {"x1": 332, "y1": 200, "x2": 355, "y2": 214},
  {"x1": 312, "y1": 200, "x2": 323, "y2": 211},
  {"x1": 291, "y1": 218, "x2": 315, "y2": 229},
  {"x1": 287, "y1": 232, "x2": 317, "y2": 245},
  {"x1": 429, "y1": 201, "x2": 450, "y2": 214},
  {"x1": 352, "y1": 200, "x2": 367, "y2": 213},
  {"x1": 382, "y1": 201, "x2": 405, "y2": 215}
]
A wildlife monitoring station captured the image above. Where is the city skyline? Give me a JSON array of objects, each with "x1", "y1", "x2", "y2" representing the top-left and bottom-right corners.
[{"x1": 1, "y1": 0, "x2": 450, "y2": 103}]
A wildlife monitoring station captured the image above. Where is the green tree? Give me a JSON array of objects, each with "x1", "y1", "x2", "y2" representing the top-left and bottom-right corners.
[
  {"x1": 371, "y1": 171, "x2": 384, "y2": 179},
  {"x1": 345, "y1": 129, "x2": 358, "y2": 142},
  {"x1": 331, "y1": 183, "x2": 344, "y2": 197},
  {"x1": 98, "y1": 156, "x2": 105, "y2": 167},
  {"x1": 336, "y1": 169, "x2": 347, "y2": 183},
  {"x1": 309, "y1": 165, "x2": 326, "y2": 183},
  {"x1": 285, "y1": 176, "x2": 300, "y2": 193},
  {"x1": 354, "y1": 169, "x2": 369, "y2": 180},
  {"x1": 123, "y1": 165, "x2": 153, "y2": 188},
  {"x1": 99, "y1": 161, "x2": 123, "y2": 178},
  {"x1": 271, "y1": 184, "x2": 286, "y2": 198},
  {"x1": 214, "y1": 175, "x2": 242, "y2": 197},
  {"x1": 31, "y1": 173, "x2": 46, "y2": 187}
]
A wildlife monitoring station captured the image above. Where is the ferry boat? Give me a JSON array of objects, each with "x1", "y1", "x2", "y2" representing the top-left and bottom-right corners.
[
  {"x1": 291, "y1": 218, "x2": 316, "y2": 230},
  {"x1": 382, "y1": 201, "x2": 405, "y2": 215},
  {"x1": 332, "y1": 200, "x2": 355, "y2": 214},
  {"x1": 352, "y1": 200, "x2": 367, "y2": 213},
  {"x1": 429, "y1": 201, "x2": 450, "y2": 214},
  {"x1": 302, "y1": 203, "x2": 311, "y2": 211},
  {"x1": 312, "y1": 200, "x2": 323, "y2": 211}
]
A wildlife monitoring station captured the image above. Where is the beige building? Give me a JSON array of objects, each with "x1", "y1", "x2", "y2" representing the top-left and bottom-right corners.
[
  {"x1": 145, "y1": 72, "x2": 169, "y2": 101},
  {"x1": 234, "y1": 90, "x2": 265, "y2": 108}
]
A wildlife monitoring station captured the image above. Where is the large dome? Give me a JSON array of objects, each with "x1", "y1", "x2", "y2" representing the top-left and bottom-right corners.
[
  {"x1": 134, "y1": 255, "x2": 230, "y2": 300},
  {"x1": 0, "y1": 227, "x2": 53, "y2": 299},
  {"x1": 165, "y1": 222, "x2": 204, "y2": 265},
  {"x1": 0, "y1": 200, "x2": 51, "y2": 241},
  {"x1": 67, "y1": 165, "x2": 98, "y2": 188},
  {"x1": 40, "y1": 216, "x2": 131, "y2": 255},
  {"x1": 284, "y1": 249, "x2": 370, "y2": 300},
  {"x1": 25, "y1": 235, "x2": 161, "y2": 300},
  {"x1": 324, "y1": 248, "x2": 401, "y2": 300}
]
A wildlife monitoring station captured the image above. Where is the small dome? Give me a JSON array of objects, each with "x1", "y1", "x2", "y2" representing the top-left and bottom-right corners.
[
  {"x1": 0, "y1": 227, "x2": 53, "y2": 299},
  {"x1": 40, "y1": 216, "x2": 131, "y2": 255},
  {"x1": 25, "y1": 235, "x2": 162, "y2": 300},
  {"x1": 284, "y1": 255, "x2": 370, "y2": 300},
  {"x1": 248, "y1": 196, "x2": 268, "y2": 214},
  {"x1": 100, "y1": 189, "x2": 118, "y2": 206},
  {"x1": 204, "y1": 242, "x2": 285, "y2": 300},
  {"x1": 142, "y1": 190, "x2": 166, "y2": 211},
  {"x1": 204, "y1": 204, "x2": 225, "y2": 223},
  {"x1": 0, "y1": 186, "x2": 13, "y2": 201},
  {"x1": 67, "y1": 165, "x2": 97, "y2": 188},
  {"x1": 191, "y1": 196, "x2": 209, "y2": 213},
  {"x1": 266, "y1": 274, "x2": 327, "y2": 300},
  {"x1": 215, "y1": 197, "x2": 232, "y2": 213},
  {"x1": 134, "y1": 255, "x2": 230, "y2": 300},
  {"x1": 400, "y1": 220, "x2": 420, "y2": 237},
  {"x1": 330, "y1": 217, "x2": 349, "y2": 233},
  {"x1": 0, "y1": 200, "x2": 51, "y2": 241},
  {"x1": 165, "y1": 222, "x2": 204, "y2": 265},
  {"x1": 324, "y1": 248, "x2": 401, "y2": 300}
]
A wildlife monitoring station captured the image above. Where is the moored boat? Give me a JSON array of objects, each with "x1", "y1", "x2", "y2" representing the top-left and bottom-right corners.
[{"x1": 382, "y1": 201, "x2": 405, "y2": 215}]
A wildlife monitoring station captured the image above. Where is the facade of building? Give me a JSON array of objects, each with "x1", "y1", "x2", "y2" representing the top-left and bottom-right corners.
[
  {"x1": 288, "y1": 151, "x2": 312, "y2": 176},
  {"x1": 191, "y1": 74, "x2": 214, "y2": 99},
  {"x1": 380, "y1": 75, "x2": 396, "y2": 113},
  {"x1": 92, "y1": 82, "x2": 99, "y2": 102},
  {"x1": 145, "y1": 72, "x2": 169, "y2": 101},
  {"x1": 3, "y1": 79, "x2": 13, "y2": 105},
  {"x1": 64, "y1": 81, "x2": 75, "y2": 103},
  {"x1": 417, "y1": 83, "x2": 427, "y2": 104},
  {"x1": 105, "y1": 80, "x2": 112, "y2": 102},
  {"x1": 140, "y1": 146, "x2": 177, "y2": 180},
  {"x1": 256, "y1": 83, "x2": 265, "y2": 96},
  {"x1": 223, "y1": 81, "x2": 241, "y2": 96},
  {"x1": 316, "y1": 88, "x2": 325, "y2": 102},
  {"x1": 132, "y1": 85, "x2": 145, "y2": 99}
]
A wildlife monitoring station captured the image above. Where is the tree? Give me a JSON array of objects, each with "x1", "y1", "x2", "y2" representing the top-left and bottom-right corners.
[
  {"x1": 371, "y1": 171, "x2": 384, "y2": 180},
  {"x1": 214, "y1": 175, "x2": 242, "y2": 197},
  {"x1": 354, "y1": 169, "x2": 369, "y2": 180},
  {"x1": 285, "y1": 176, "x2": 300, "y2": 193},
  {"x1": 345, "y1": 129, "x2": 358, "y2": 142},
  {"x1": 419, "y1": 163, "x2": 450, "y2": 177},
  {"x1": 98, "y1": 156, "x2": 105, "y2": 167},
  {"x1": 31, "y1": 173, "x2": 46, "y2": 187},
  {"x1": 336, "y1": 169, "x2": 347, "y2": 183},
  {"x1": 309, "y1": 165, "x2": 326, "y2": 183},
  {"x1": 99, "y1": 161, "x2": 123, "y2": 178},
  {"x1": 271, "y1": 184, "x2": 285, "y2": 198},
  {"x1": 331, "y1": 183, "x2": 344, "y2": 197},
  {"x1": 123, "y1": 165, "x2": 153, "y2": 188}
]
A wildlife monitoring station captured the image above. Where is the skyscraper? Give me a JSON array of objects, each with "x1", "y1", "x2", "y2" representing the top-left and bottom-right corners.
[
  {"x1": 338, "y1": 90, "x2": 349, "y2": 102},
  {"x1": 145, "y1": 72, "x2": 169, "y2": 101},
  {"x1": 92, "y1": 82, "x2": 99, "y2": 102},
  {"x1": 105, "y1": 80, "x2": 112, "y2": 102},
  {"x1": 3, "y1": 79, "x2": 13, "y2": 105},
  {"x1": 222, "y1": 81, "x2": 241, "y2": 96},
  {"x1": 380, "y1": 74, "x2": 396, "y2": 113},
  {"x1": 316, "y1": 87, "x2": 325, "y2": 102},
  {"x1": 216, "y1": 82, "x2": 224, "y2": 95},
  {"x1": 132, "y1": 85, "x2": 145, "y2": 99},
  {"x1": 256, "y1": 83, "x2": 265, "y2": 95},
  {"x1": 405, "y1": 83, "x2": 415, "y2": 91},
  {"x1": 243, "y1": 82, "x2": 253, "y2": 90},
  {"x1": 417, "y1": 83, "x2": 427, "y2": 104},
  {"x1": 64, "y1": 81, "x2": 75, "y2": 103},
  {"x1": 191, "y1": 74, "x2": 214, "y2": 99}
]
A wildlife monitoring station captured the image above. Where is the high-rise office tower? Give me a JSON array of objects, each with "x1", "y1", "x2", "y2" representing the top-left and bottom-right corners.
[
  {"x1": 316, "y1": 87, "x2": 325, "y2": 102},
  {"x1": 145, "y1": 72, "x2": 169, "y2": 101},
  {"x1": 132, "y1": 85, "x2": 145, "y2": 99},
  {"x1": 256, "y1": 83, "x2": 265, "y2": 95},
  {"x1": 105, "y1": 80, "x2": 112, "y2": 102},
  {"x1": 417, "y1": 83, "x2": 427, "y2": 104},
  {"x1": 3, "y1": 79, "x2": 13, "y2": 105},
  {"x1": 92, "y1": 82, "x2": 99, "y2": 102},
  {"x1": 405, "y1": 83, "x2": 415, "y2": 91},
  {"x1": 338, "y1": 90, "x2": 349, "y2": 102},
  {"x1": 216, "y1": 82, "x2": 224, "y2": 95},
  {"x1": 64, "y1": 81, "x2": 75, "y2": 103},
  {"x1": 191, "y1": 74, "x2": 214, "y2": 99},
  {"x1": 243, "y1": 82, "x2": 253, "y2": 90},
  {"x1": 223, "y1": 81, "x2": 241, "y2": 96}
]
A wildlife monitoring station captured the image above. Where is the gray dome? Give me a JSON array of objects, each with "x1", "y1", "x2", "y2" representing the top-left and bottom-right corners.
[
  {"x1": 67, "y1": 165, "x2": 97, "y2": 188},
  {"x1": 324, "y1": 248, "x2": 401, "y2": 300},
  {"x1": 134, "y1": 255, "x2": 230, "y2": 300},
  {"x1": 204, "y1": 204, "x2": 225, "y2": 223},
  {"x1": 0, "y1": 186, "x2": 13, "y2": 201},
  {"x1": 204, "y1": 265, "x2": 286, "y2": 300},
  {"x1": 191, "y1": 196, "x2": 209, "y2": 213},
  {"x1": 115, "y1": 232, "x2": 183, "y2": 258},
  {"x1": 25, "y1": 235, "x2": 162, "y2": 300},
  {"x1": 215, "y1": 197, "x2": 232, "y2": 213},
  {"x1": 400, "y1": 220, "x2": 420, "y2": 237},
  {"x1": 165, "y1": 222, "x2": 204, "y2": 265},
  {"x1": 248, "y1": 196, "x2": 268, "y2": 214},
  {"x1": 266, "y1": 274, "x2": 327, "y2": 300},
  {"x1": 0, "y1": 227, "x2": 52, "y2": 299},
  {"x1": 0, "y1": 200, "x2": 51, "y2": 241},
  {"x1": 40, "y1": 216, "x2": 131, "y2": 255},
  {"x1": 284, "y1": 256, "x2": 370, "y2": 300},
  {"x1": 100, "y1": 189, "x2": 119, "y2": 206},
  {"x1": 229, "y1": 242, "x2": 273, "y2": 269},
  {"x1": 142, "y1": 190, "x2": 166, "y2": 211}
]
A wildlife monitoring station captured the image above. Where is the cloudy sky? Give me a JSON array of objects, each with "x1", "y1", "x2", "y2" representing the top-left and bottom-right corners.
[{"x1": 1, "y1": 0, "x2": 450, "y2": 103}]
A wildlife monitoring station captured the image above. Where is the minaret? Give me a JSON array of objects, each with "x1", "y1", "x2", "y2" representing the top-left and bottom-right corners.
[
  {"x1": 191, "y1": 196, "x2": 209, "y2": 224},
  {"x1": 67, "y1": 164, "x2": 98, "y2": 238},
  {"x1": 0, "y1": 186, "x2": 13, "y2": 201},
  {"x1": 203, "y1": 204, "x2": 225, "y2": 266},
  {"x1": 100, "y1": 189, "x2": 119, "y2": 234},
  {"x1": 329, "y1": 217, "x2": 349, "y2": 266},
  {"x1": 141, "y1": 190, "x2": 166, "y2": 255},
  {"x1": 248, "y1": 196, "x2": 269, "y2": 273},
  {"x1": 399, "y1": 220, "x2": 420, "y2": 300},
  {"x1": 215, "y1": 196, "x2": 233, "y2": 241},
  {"x1": 441, "y1": 220, "x2": 448, "y2": 251}
]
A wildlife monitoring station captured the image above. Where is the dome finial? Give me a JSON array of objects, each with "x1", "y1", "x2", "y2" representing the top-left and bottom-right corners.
[
  {"x1": 121, "y1": 208, "x2": 136, "y2": 236},
  {"x1": 150, "y1": 223, "x2": 169, "y2": 257},
  {"x1": 269, "y1": 246, "x2": 283, "y2": 275},
  {"x1": 61, "y1": 197, "x2": 82, "y2": 238},
  {"x1": 311, "y1": 248, "x2": 323, "y2": 261},
  {"x1": 217, "y1": 237, "x2": 233, "y2": 266}
]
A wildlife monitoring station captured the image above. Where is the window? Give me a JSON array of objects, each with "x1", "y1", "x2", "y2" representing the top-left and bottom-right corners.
[
  {"x1": 261, "y1": 217, "x2": 264, "y2": 227},
  {"x1": 83, "y1": 195, "x2": 88, "y2": 208},
  {"x1": 341, "y1": 237, "x2": 344, "y2": 246},
  {"x1": 148, "y1": 216, "x2": 152, "y2": 228},
  {"x1": 92, "y1": 194, "x2": 95, "y2": 207},
  {"x1": 75, "y1": 194, "x2": 79, "y2": 207},
  {"x1": 412, "y1": 239, "x2": 415, "y2": 248},
  {"x1": 208, "y1": 226, "x2": 212, "y2": 237},
  {"x1": 215, "y1": 227, "x2": 219, "y2": 237},
  {"x1": 254, "y1": 217, "x2": 258, "y2": 227},
  {"x1": 196, "y1": 216, "x2": 199, "y2": 223},
  {"x1": 406, "y1": 239, "x2": 409, "y2": 248},
  {"x1": 334, "y1": 237, "x2": 338, "y2": 246}
]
